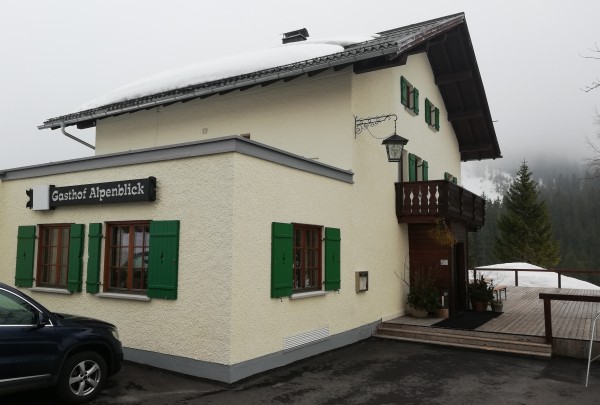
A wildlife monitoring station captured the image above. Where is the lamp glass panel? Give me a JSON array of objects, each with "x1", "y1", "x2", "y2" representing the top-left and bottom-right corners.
[{"x1": 386, "y1": 144, "x2": 402, "y2": 161}]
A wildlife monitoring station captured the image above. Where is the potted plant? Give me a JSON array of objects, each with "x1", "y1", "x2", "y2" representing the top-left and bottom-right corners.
[
  {"x1": 467, "y1": 273, "x2": 493, "y2": 312},
  {"x1": 407, "y1": 266, "x2": 439, "y2": 318},
  {"x1": 435, "y1": 305, "x2": 449, "y2": 319},
  {"x1": 491, "y1": 297, "x2": 503, "y2": 313},
  {"x1": 436, "y1": 291, "x2": 449, "y2": 319},
  {"x1": 427, "y1": 218, "x2": 456, "y2": 247}
]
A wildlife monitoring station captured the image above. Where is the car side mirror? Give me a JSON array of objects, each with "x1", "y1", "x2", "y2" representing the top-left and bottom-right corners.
[{"x1": 36, "y1": 311, "x2": 50, "y2": 328}]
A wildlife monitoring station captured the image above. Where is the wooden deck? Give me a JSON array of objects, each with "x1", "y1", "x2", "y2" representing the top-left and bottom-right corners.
[
  {"x1": 387, "y1": 286, "x2": 600, "y2": 357},
  {"x1": 478, "y1": 286, "x2": 600, "y2": 340}
]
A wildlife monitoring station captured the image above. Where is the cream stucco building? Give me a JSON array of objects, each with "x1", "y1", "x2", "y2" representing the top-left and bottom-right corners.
[{"x1": 0, "y1": 13, "x2": 501, "y2": 383}]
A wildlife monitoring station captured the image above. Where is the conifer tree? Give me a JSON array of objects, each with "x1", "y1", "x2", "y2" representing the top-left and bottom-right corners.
[
  {"x1": 494, "y1": 161, "x2": 560, "y2": 268},
  {"x1": 469, "y1": 195, "x2": 502, "y2": 267}
]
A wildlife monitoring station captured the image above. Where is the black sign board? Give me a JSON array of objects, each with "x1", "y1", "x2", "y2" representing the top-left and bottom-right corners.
[{"x1": 49, "y1": 177, "x2": 156, "y2": 208}]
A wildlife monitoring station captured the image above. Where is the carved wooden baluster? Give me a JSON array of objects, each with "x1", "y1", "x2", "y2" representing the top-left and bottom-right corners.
[
  {"x1": 426, "y1": 185, "x2": 431, "y2": 215},
  {"x1": 435, "y1": 185, "x2": 440, "y2": 215}
]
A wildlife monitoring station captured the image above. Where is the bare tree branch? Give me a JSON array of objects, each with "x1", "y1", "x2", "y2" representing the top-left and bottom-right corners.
[
  {"x1": 579, "y1": 43, "x2": 600, "y2": 59},
  {"x1": 581, "y1": 81, "x2": 600, "y2": 92},
  {"x1": 585, "y1": 109, "x2": 600, "y2": 179},
  {"x1": 580, "y1": 43, "x2": 600, "y2": 92},
  {"x1": 584, "y1": 137, "x2": 600, "y2": 179}
]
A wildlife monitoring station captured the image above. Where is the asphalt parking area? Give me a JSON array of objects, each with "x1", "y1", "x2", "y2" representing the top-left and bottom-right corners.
[{"x1": 3, "y1": 338, "x2": 600, "y2": 404}]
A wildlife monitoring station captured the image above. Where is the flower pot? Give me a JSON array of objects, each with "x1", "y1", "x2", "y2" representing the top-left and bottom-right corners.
[
  {"x1": 411, "y1": 307, "x2": 429, "y2": 318},
  {"x1": 491, "y1": 301, "x2": 503, "y2": 313},
  {"x1": 471, "y1": 300, "x2": 488, "y2": 312},
  {"x1": 435, "y1": 308, "x2": 449, "y2": 319}
]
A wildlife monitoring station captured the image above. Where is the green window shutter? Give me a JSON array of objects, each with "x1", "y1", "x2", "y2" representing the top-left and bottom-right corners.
[
  {"x1": 444, "y1": 172, "x2": 451, "y2": 181},
  {"x1": 425, "y1": 98, "x2": 431, "y2": 124},
  {"x1": 422, "y1": 161, "x2": 429, "y2": 181},
  {"x1": 324, "y1": 228, "x2": 341, "y2": 291},
  {"x1": 453, "y1": 176, "x2": 458, "y2": 184},
  {"x1": 400, "y1": 77, "x2": 408, "y2": 107},
  {"x1": 271, "y1": 222, "x2": 293, "y2": 298},
  {"x1": 86, "y1": 223, "x2": 102, "y2": 294},
  {"x1": 413, "y1": 88, "x2": 419, "y2": 115},
  {"x1": 67, "y1": 224, "x2": 85, "y2": 293},
  {"x1": 147, "y1": 220, "x2": 180, "y2": 300},
  {"x1": 434, "y1": 107, "x2": 440, "y2": 130},
  {"x1": 15, "y1": 225, "x2": 36, "y2": 288},
  {"x1": 408, "y1": 153, "x2": 417, "y2": 182}
]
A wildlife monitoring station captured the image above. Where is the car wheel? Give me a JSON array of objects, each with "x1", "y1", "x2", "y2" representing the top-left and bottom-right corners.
[{"x1": 57, "y1": 351, "x2": 107, "y2": 403}]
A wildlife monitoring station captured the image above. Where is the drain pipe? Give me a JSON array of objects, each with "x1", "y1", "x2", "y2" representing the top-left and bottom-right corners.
[{"x1": 60, "y1": 122, "x2": 95, "y2": 150}]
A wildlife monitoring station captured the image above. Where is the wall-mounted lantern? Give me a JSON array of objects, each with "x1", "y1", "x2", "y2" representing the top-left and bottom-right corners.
[
  {"x1": 381, "y1": 133, "x2": 409, "y2": 162},
  {"x1": 354, "y1": 114, "x2": 409, "y2": 182}
]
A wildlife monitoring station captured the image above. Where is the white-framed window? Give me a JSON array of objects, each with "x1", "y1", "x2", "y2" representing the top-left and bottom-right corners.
[
  {"x1": 444, "y1": 172, "x2": 458, "y2": 184},
  {"x1": 401, "y1": 76, "x2": 419, "y2": 115},
  {"x1": 408, "y1": 153, "x2": 429, "y2": 182},
  {"x1": 15, "y1": 224, "x2": 84, "y2": 293},
  {"x1": 14, "y1": 221, "x2": 180, "y2": 300},
  {"x1": 271, "y1": 222, "x2": 341, "y2": 298},
  {"x1": 425, "y1": 98, "x2": 440, "y2": 131}
]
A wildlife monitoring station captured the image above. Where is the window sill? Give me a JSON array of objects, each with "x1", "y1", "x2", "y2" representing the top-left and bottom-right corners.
[
  {"x1": 96, "y1": 292, "x2": 151, "y2": 302},
  {"x1": 290, "y1": 290, "x2": 328, "y2": 300},
  {"x1": 404, "y1": 106, "x2": 418, "y2": 116},
  {"x1": 29, "y1": 287, "x2": 71, "y2": 295}
]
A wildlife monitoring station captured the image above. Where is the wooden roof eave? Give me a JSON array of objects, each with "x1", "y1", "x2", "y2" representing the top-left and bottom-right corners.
[{"x1": 427, "y1": 24, "x2": 501, "y2": 161}]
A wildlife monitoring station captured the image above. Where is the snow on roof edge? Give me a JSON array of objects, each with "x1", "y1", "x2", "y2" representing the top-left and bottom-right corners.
[{"x1": 76, "y1": 33, "x2": 380, "y2": 112}]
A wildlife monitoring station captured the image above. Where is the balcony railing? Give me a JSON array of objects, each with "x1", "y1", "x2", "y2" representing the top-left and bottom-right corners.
[{"x1": 395, "y1": 180, "x2": 485, "y2": 229}]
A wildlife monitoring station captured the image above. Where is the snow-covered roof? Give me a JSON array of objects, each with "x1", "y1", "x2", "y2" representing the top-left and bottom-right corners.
[
  {"x1": 77, "y1": 34, "x2": 380, "y2": 111},
  {"x1": 38, "y1": 13, "x2": 466, "y2": 130},
  {"x1": 37, "y1": 12, "x2": 502, "y2": 161}
]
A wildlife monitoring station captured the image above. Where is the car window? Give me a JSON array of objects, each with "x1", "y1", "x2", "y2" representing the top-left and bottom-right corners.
[{"x1": 0, "y1": 289, "x2": 37, "y2": 325}]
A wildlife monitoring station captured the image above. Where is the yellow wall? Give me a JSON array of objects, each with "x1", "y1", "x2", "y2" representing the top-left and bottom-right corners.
[
  {"x1": 96, "y1": 54, "x2": 460, "y2": 184},
  {"x1": 0, "y1": 156, "x2": 236, "y2": 364},
  {"x1": 352, "y1": 53, "x2": 461, "y2": 183},
  {"x1": 0, "y1": 50, "x2": 463, "y2": 368},
  {"x1": 96, "y1": 71, "x2": 354, "y2": 171}
]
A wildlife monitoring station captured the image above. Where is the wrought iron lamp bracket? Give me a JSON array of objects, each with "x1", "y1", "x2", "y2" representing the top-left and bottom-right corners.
[{"x1": 354, "y1": 114, "x2": 398, "y2": 139}]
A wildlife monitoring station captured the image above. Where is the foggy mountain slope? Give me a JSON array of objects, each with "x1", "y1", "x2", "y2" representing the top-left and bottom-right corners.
[
  {"x1": 462, "y1": 158, "x2": 590, "y2": 199},
  {"x1": 466, "y1": 158, "x2": 600, "y2": 276}
]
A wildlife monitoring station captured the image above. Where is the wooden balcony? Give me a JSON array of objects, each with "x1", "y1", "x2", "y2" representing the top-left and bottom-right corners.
[{"x1": 395, "y1": 181, "x2": 485, "y2": 230}]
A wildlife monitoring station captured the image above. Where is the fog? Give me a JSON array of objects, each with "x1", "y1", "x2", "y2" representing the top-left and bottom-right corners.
[{"x1": 1, "y1": 0, "x2": 599, "y2": 175}]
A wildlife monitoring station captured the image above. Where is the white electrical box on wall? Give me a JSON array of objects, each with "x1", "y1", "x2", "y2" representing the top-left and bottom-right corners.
[{"x1": 355, "y1": 271, "x2": 368, "y2": 293}]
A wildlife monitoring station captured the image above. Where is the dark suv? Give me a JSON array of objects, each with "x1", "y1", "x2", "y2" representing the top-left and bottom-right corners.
[{"x1": 0, "y1": 282, "x2": 123, "y2": 403}]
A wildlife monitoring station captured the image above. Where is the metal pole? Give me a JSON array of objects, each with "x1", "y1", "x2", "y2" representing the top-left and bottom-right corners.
[
  {"x1": 543, "y1": 298, "x2": 553, "y2": 344},
  {"x1": 398, "y1": 155, "x2": 403, "y2": 182},
  {"x1": 558, "y1": 272, "x2": 562, "y2": 288}
]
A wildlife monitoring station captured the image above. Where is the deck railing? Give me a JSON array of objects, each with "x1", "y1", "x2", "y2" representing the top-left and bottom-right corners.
[
  {"x1": 472, "y1": 267, "x2": 600, "y2": 289},
  {"x1": 538, "y1": 293, "x2": 600, "y2": 344},
  {"x1": 395, "y1": 181, "x2": 485, "y2": 229},
  {"x1": 472, "y1": 267, "x2": 600, "y2": 347}
]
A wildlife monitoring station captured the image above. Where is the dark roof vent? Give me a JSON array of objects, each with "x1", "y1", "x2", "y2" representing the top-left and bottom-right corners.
[{"x1": 282, "y1": 28, "x2": 309, "y2": 44}]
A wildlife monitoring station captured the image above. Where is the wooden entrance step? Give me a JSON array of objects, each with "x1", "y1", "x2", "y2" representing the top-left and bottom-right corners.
[{"x1": 373, "y1": 322, "x2": 552, "y2": 358}]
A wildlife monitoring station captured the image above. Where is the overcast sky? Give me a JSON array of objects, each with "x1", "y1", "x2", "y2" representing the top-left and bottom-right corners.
[{"x1": 1, "y1": 0, "x2": 599, "y2": 175}]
